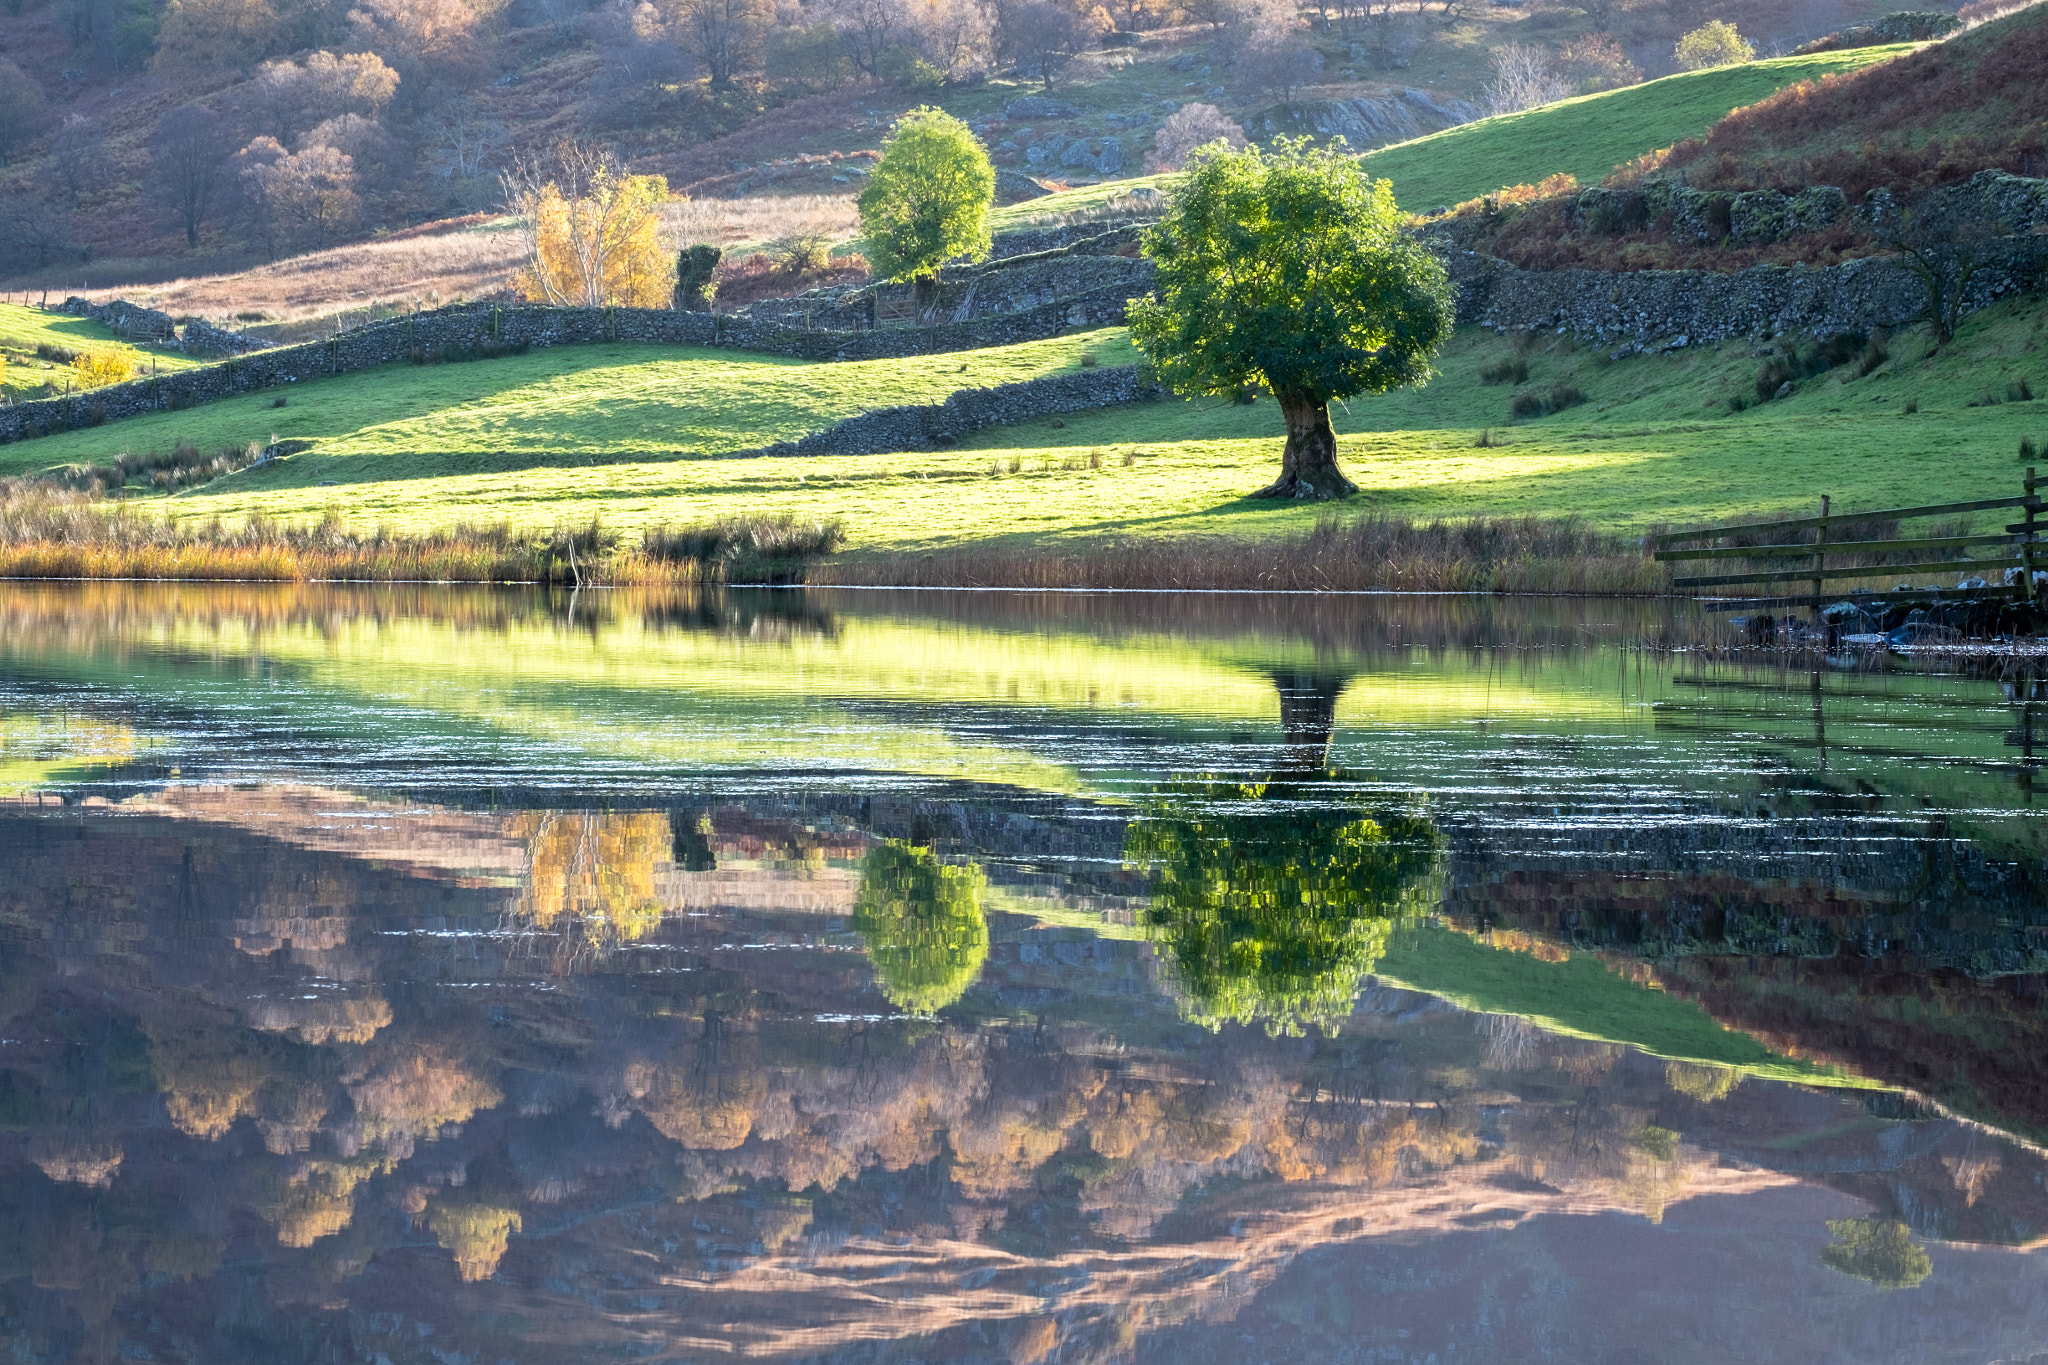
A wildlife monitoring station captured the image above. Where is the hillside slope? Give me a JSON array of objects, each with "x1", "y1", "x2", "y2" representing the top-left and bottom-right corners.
[
  {"x1": 993, "y1": 46, "x2": 1911, "y2": 226},
  {"x1": 5, "y1": 299, "x2": 2042, "y2": 551},
  {"x1": 1644, "y1": 1, "x2": 2048, "y2": 197}
]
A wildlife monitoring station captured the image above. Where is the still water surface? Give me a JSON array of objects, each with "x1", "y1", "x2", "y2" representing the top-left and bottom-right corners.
[{"x1": 1, "y1": 583, "x2": 2046, "y2": 1364}]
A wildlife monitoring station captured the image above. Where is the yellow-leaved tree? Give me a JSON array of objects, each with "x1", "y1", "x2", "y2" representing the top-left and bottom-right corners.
[{"x1": 507, "y1": 140, "x2": 674, "y2": 308}]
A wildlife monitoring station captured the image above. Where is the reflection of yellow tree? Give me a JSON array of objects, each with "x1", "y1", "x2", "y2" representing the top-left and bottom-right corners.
[
  {"x1": 852, "y1": 842, "x2": 989, "y2": 1014},
  {"x1": 1822, "y1": 1218, "x2": 1933, "y2": 1288},
  {"x1": 1666, "y1": 1060, "x2": 1738, "y2": 1104},
  {"x1": 428, "y1": 1202, "x2": 523, "y2": 1281},
  {"x1": 145, "y1": 1019, "x2": 272, "y2": 1141},
  {"x1": 512, "y1": 811, "x2": 671, "y2": 944},
  {"x1": 257, "y1": 1154, "x2": 396, "y2": 1247}
]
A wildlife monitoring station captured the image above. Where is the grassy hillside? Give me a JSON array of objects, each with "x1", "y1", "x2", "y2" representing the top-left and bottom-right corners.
[
  {"x1": 1650, "y1": 3, "x2": 2048, "y2": 199},
  {"x1": 0, "y1": 331, "x2": 1109, "y2": 480},
  {"x1": 0, "y1": 303, "x2": 203, "y2": 402},
  {"x1": 990, "y1": 46, "x2": 1912, "y2": 229},
  {"x1": 7, "y1": 296, "x2": 2043, "y2": 554}
]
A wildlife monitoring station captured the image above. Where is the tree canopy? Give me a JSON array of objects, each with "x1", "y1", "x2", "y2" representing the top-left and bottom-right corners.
[
  {"x1": 1125, "y1": 780, "x2": 1442, "y2": 1035},
  {"x1": 856, "y1": 106, "x2": 995, "y2": 302},
  {"x1": 1128, "y1": 137, "x2": 1453, "y2": 499},
  {"x1": 851, "y1": 841, "x2": 989, "y2": 1013},
  {"x1": 1821, "y1": 1218, "x2": 1933, "y2": 1289}
]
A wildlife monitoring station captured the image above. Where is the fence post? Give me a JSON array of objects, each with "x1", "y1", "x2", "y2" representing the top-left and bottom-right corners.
[
  {"x1": 1812, "y1": 494, "x2": 1830, "y2": 612},
  {"x1": 2024, "y1": 466, "x2": 2040, "y2": 604}
]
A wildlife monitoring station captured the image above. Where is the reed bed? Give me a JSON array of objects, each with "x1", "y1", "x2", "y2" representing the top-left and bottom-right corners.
[
  {"x1": 819, "y1": 513, "x2": 1670, "y2": 594},
  {"x1": 0, "y1": 487, "x2": 842, "y2": 585}
]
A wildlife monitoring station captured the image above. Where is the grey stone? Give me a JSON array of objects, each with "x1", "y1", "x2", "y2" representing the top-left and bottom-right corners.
[
  {"x1": 1006, "y1": 96, "x2": 1080, "y2": 120},
  {"x1": 1251, "y1": 92, "x2": 1473, "y2": 152},
  {"x1": 1059, "y1": 137, "x2": 1123, "y2": 174}
]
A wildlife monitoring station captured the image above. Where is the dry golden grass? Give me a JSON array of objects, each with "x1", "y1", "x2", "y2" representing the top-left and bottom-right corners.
[
  {"x1": 0, "y1": 485, "x2": 840, "y2": 585},
  {"x1": 662, "y1": 194, "x2": 861, "y2": 255},
  {"x1": 822, "y1": 515, "x2": 1671, "y2": 594},
  {"x1": 83, "y1": 196, "x2": 862, "y2": 338},
  {"x1": 90, "y1": 220, "x2": 528, "y2": 335}
]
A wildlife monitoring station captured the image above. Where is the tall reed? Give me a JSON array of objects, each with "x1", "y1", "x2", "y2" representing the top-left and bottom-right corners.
[
  {"x1": 816, "y1": 513, "x2": 1669, "y2": 594},
  {"x1": 0, "y1": 486, "x2": 841, "y2": 585}
]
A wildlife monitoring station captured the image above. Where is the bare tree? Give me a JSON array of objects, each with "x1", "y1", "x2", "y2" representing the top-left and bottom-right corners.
[
  {"x1": 825, "y1": 0, "x2": 906, "y2": 81},
  {"x1": 47, "y1": 115, "x2": 105, "y2": 208},
  {"x1": 147, "y1": 104, "x2": 235, "y2": 249},
  {"x1": 1480, "y1": 41, "x2": 1568, "y2": 116},
  {"x1": 1872, "y1": 189, "x2": 2009, "y2": 346},
  {"x1": 1003, "y1": 0, "x2": 1081, "y2": 89},
  {"x1": 247, "y1": 50, "x2": 400, "y2": 146},
  {"x1": 1146, "y1": 102, "x2": 1245, "y2": 171},
  {"x1": 1235, "y1": 34, "x2": 1321, "y2": 106},
  {"x1": 422, "y1": 101, "x2": 510, "y2": 181},
  {"x1": 236, "y1": 136, "x2": 361, "y2": 255},
  {"x1": 666, "y1": 0, "x2": 772, "y2": 88},
  {"x1": 0, "y1": 57, "x2": 45, "y2": 164},
  {"x1": 0, "y1": 192, "x2": 83, "y2": 269}
]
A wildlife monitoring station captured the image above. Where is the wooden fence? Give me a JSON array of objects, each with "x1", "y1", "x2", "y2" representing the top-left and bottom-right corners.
[{"x1": 1650, "y1": 468, "x2": 2044, "y2": 613}]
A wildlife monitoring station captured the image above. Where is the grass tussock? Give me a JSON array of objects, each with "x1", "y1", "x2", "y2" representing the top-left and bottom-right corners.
[
  {"x1": 39, "y1": 440, "x2": 275, "y2": 495},
  {"x1": 818, "y1": 513, "x2": 1666, "y2": 594},
  {"x1": 0, "y1": 487, "x2": 843, "y2": 585}
]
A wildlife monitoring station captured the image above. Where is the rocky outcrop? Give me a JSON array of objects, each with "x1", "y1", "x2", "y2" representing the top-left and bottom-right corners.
[{"x1": 1250, "y1": 89, "x2": 1475, "y2": 165}]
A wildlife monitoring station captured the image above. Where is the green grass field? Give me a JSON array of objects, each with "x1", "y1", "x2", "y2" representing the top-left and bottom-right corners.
[
  {"x1": 8, "y1": 295, "x2": 2041, "y2": 553},
  {"x1": 0, "y1": 302, "x2": 204, "y2": 402},
  {"x1": 987, "y1": 47, "x2": 1911, "y2": 228}
]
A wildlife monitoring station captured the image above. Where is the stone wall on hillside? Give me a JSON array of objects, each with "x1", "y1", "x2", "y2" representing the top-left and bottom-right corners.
[
  {"x1": 0, "y1": 287, "x2": 1147, "y2": 445},
  {"x1": 752, "y1": 365, "x2": 1161, "y2": 457},
  {"x1": 1448, "y1": 235, "x2": 2048, "y2": 349},
  {"x1": 741, "y1": 228, "x2": 1152, "y2": 331}
]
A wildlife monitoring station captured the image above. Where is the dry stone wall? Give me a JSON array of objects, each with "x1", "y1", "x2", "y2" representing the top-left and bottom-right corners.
[
  {"x1": 1449, "y1": 236, "x2": 2048, "y2": 350},
  {"x1": 0, "y1": 289, "x2": 1148, "y2": 446},
  {"x1": 749, "y1": 365, "x2": 1161, "y2": 457}
]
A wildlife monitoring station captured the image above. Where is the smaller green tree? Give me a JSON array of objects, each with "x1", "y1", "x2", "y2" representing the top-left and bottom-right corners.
[
  {"x1": 1128, "y1": 138, "x2": 1453, "y2": 500},
  {"x1": 852, "y1": 841, "x2": 989, "y2": 1013},
  {"x1": 857, "y1": 106, "x2": 995, "y2": 310},
  {"x1": 1673, "y1": 20, "x2": 1753, "y2": 71},
  {"x1": 1821, "y1": 1218, "x2": 1933, "y2": 1289}
]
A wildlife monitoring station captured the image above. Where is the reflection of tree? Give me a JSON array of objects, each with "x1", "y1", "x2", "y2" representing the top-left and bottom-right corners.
[
  {"x1": 511, "y1": 811, "x2": 671, "y2": 944},
  {"x1": 428, "y1": 1202, "x2": 523, "y2": 1282},
  {"x1": 1822, "y1": 1218, "x2": 1933, "y2": 1288},
  {"x1": 851, "y1": 842, "x2": 989, "y2": 1014},
  {"x1": 1128, "y1": 781, "x2": 1442, "y2": 1035},
  {"x1": 1128, "y1": 670, "x2": 1444, "y2": 1034},
  {"x1": 1666, "y1": 1061, "x2": 1738, "y2": 1104}
]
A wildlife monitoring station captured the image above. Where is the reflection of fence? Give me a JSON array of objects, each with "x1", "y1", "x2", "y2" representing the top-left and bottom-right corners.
[{"x1": 1651, "y1": 468, "x2": 2042, "y2": 613}]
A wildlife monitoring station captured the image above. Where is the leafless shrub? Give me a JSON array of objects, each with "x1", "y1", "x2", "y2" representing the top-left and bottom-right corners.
[
  {"x1": 1147, "y1": 102, "x2": 1247, "y2": 172},
  {"x1": 1481, "y1": 42, "x2": 1571, "y2": 118}
]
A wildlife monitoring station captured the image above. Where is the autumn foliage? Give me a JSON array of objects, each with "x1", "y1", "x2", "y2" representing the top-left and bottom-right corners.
[{"x1": 509, "y1": 142, "x2": 675, "y2": 308}]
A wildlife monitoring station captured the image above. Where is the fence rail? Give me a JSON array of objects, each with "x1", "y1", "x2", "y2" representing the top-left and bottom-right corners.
[{"x1": 1651, "y1": 469, "x2": 2043, "y2": 614}]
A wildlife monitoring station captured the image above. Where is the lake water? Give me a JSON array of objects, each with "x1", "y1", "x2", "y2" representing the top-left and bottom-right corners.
[{"x1": 1, "y1": 582, "x2": 2045, "y2": 1364}]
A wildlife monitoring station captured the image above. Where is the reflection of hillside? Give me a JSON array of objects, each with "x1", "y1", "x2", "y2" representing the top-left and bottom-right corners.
[{"x1": 4, "y1": 803, "x2": 2048, "y2": 1362}]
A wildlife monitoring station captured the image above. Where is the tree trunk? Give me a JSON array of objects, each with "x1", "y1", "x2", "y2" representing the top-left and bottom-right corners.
[
  {"x1": 1254, "y1": 393, "x2": 1358, "y2": 500},
  {"x1": 1270, "y1": 671, "x2": 1349, "y2": 776}
]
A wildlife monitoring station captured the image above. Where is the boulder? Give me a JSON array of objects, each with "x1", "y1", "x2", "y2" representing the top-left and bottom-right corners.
[
  {"x1": 996, "y1": 169, "x2": 1056, "y2": 205},
  {"x1": 1006, "y1": 96, "x2": 1080, "y2": 120},
  {"x1": 1059, "y1": 138, "x2": 1124, "y2": 174}
]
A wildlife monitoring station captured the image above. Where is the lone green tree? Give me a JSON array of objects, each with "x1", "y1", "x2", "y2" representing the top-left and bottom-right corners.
[
  {"x1": 1821, "y1": 1218, "x2": 1933, "y2": 1289},
  {"x1": 857, "y1": 107, "x2": 995, "y2": 311},
  {"x1": 852, "y1": 841, "x2": 989, "y2": 1013},
  {"x1": 1128, "y1": 137, "x2": 1453, "y2": 500},
  {"x1": 1125, "y1": 672, "x2": 1443, "y2": 1034}
]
